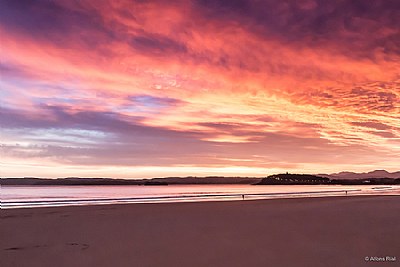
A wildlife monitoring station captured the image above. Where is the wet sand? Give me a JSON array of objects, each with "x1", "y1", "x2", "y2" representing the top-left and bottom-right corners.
[{"x1": 1, "y1": 196, "x2": 399, "y2": 267}]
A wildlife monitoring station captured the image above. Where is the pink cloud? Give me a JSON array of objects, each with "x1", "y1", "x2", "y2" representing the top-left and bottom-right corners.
[{"x1": 1, "y1": 0, "x2": 399, "y2": 177}]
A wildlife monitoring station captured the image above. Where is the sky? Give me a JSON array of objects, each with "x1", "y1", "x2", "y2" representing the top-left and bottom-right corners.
[{"x1": 1, "y1": 0, "x2": 399, "y2": 178}]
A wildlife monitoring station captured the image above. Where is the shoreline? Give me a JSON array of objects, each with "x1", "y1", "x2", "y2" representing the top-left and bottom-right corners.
[
  {"x1": 2, "y1": 195, "x2": 399, "y2": 267},
  {"x1": 3, "y1": 185, "x2": 399, "y2": 209}
]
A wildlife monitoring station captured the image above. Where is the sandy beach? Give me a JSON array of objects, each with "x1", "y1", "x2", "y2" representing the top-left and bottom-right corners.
[{"x1": 1, "y1": 196, "x2": 399, "y2": 267}]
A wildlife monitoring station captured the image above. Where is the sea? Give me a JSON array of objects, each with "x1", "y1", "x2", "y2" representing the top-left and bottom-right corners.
[{"x1": 1, "y1": 184, "x2": 399, "y2": 209}]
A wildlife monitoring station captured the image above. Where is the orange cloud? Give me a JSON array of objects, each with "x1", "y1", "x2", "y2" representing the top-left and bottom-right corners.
[{"x1": 1, "y1": 0, "x2": 399, "y2": 177}]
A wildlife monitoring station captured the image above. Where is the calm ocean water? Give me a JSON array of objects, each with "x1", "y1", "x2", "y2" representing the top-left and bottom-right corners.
[{"x1": 2, "y1": 184, "x2": 399, "y2": 209}]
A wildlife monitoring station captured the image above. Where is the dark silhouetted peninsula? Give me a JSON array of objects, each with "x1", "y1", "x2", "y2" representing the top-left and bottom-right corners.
[
  {"x1": 256, "y1": 174, "x2": 330, "y2": 185},
  {"x1": 256, "y1": 173, "x2": 399, "y2": 185}
]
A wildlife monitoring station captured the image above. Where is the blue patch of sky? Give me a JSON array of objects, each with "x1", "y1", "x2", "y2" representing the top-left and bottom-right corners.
[
  {"x1": 1, "y1": 61, "x2": 86, "y2": 106},
  {"x1": 2, "y1": 77, "x2": 83, "y2": 106},
  {"x1": 113, "y1": 95, "x2": 181, "y2": 114},
  {"x1": 130, "y1": 95, "x2": 180, "y2": 108},
  {"x1": 3, "y1": 128, "x2": 109, "y2": 147}
]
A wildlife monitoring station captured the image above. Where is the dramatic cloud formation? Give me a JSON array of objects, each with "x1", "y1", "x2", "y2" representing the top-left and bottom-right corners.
[{"x1": 1, "y1": 0, "x2": 399, "y2": 178}]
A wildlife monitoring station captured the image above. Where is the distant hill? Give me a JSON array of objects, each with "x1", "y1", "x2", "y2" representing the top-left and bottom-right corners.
[{"x1": 319, "y1": 170, "x2": 400, "y2": 180}]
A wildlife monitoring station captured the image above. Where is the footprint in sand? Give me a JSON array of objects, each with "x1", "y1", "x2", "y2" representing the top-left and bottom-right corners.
[
  {"x1": 66, "y1": 242, "x2": 89, "y2": 250},
  {"x1": 4, "y1": 245, "x2": 47, "y2": 251}
]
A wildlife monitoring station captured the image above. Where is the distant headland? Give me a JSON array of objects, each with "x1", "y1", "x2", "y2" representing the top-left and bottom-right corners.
[{"x1": 255, "y1": 173, "x2": 399, "y2": 185}]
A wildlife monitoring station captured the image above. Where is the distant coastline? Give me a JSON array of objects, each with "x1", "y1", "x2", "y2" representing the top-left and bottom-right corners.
[
  {"x1": 1, "y1": 176, "x2": 261, "y2": 186},
  {"x1": 2, "y1": 171, "x2": 400, "y2": 186}
]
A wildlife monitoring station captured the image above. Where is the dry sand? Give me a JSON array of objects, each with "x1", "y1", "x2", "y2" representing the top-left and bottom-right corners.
[{"x1": 1, "y1": 196, "x2": 399, "y2": 267}]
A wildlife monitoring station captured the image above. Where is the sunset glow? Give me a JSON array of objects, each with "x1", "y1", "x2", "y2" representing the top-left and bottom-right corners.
[{"x1": 1, "y1": 0, "x2": 399, "y2": 178}]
